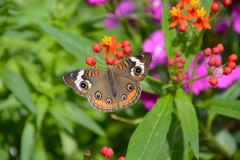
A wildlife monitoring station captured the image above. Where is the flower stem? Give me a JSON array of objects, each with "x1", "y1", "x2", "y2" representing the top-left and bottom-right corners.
[{"x1": 178, "y1": 73, "x2": 209, "y2": 87}]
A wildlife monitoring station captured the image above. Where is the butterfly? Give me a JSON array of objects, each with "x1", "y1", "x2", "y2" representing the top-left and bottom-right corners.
[{"x1": 63, "y1": 52, "x2": 152, "y2": 112}]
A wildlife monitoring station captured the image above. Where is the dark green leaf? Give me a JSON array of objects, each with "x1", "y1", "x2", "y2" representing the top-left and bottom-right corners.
[
  {"x1": 126, "y1": 94, "x2": 174, "y2": 160},
  {"x1": 162, "y1": 0, "x2": 176, "y2": 58},
  {"x1": 141, "y1": 75, "x2": 165, "y2": 95},
  {"x1": 197, "y1": 99, "x2": 240, "y2": 120},
  {"x1": 167, "y1": 113, "x2": 188, "y2": 160},
  {"x1": 0, "y1": 67, "x2": 35, "y2": 113},
  {"x1": 20, "y1": 122, "x2": 35, "y2": 160},
  {"x1": 175, "y1": 88, "x2": 199, "y2": 159},
  {"x1": 65, "y1": 102, "x2": 105, "y2": 136},
  {"x1": 215, "y1": 80, "x2": 240, "y2": 99}
]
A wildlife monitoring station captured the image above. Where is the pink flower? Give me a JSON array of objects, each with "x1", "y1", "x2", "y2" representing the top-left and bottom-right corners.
[
  {"x1": 140, "y1": 74, "x2": 160, "y2": 110},
  {"x1": 103, "y1": 0, "x2": 136, "y2": 28},
  {"x1": 145, "y1": 0, "x2": 163, "y2": 24},
  {"x1": 142, "y1": 30, "x2": 167, "y2": 69},
  {"x1": 88, "y1": 0, "x2": 108, "y2": 6}
]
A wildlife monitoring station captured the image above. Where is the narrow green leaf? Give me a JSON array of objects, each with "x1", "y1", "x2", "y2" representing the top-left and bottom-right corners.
[
  {"x1": 167, "y1": 113, "x2": 188, "y2": 160},
  {"x1": 141, "y1": 75, "x2": 165, "y2": 95},
  {"x1": 60, "y1": 131, "x2": 77, "y2": 158},
  {"x1": 20, "y1": 122, "x2": 35, "y2": 160},
  {"x1": 175, "y1": 88, "x2": 199, "y2": 159},
  {"x1": 0, "y1": 148, "x2": 9, "y2": 160},
  {"x1": 215, "y1": 80, "x2": 240, "y2": 99},
  {"x1": 36, "y1": 96, "x2": 48, "y2": 130},
  {"x1": 0, "y1": 67, "x2": 35, "y2": 113},
  {"x1": 197, "y1": 99, "x2": 240, "y2": 120},
  {"x1": 214, "y1": 130, "x2": 237, "y2": 158},
  {"x1": 126, "y1": 94, "x2": 174, "y2": 160},
  {"x1": 49, "y1": 103, "x2": 74, "y2": 134},
  {"x1": 32, "y1": 139, "x2": 47, "y2": 160},
  {"x1": 38, "y1": 23, "x2": 94, "y2": 60},
  {"x1": 65, "y1": 102, "x2": 105, "y2": 137},
  {"x1": 162, "y1": 0, "x2": 176, "y2": 58}
]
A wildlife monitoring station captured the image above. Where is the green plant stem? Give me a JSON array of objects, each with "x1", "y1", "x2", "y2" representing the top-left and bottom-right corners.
[
  {"x1": 110, "y1": 114, "x2": 142, "y2": 125},
  {"x1": 178, "y1": 73, "x2": 209, "y2": 87},
  {"x1": 189, "y1": 52, "x2": 199, "y2": 97}
]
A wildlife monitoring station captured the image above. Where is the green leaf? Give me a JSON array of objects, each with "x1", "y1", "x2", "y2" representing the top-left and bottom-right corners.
[
  {"x1": 32, "y1": 139, "x2": 47, "y2": 160},
  {"x1": 162, "y1": 0, "x2": 176, "y2": 58},
  {"x1": 175, "y1": 88, "x2": 199, "y2": 159},
  {"x1": 0, "y1": 67, "x2": 35, "y2": 113},
  {"x1": 36, "y1": 96, "x2": 48, "y2": 130},
  {"x1": 214, "y1": 130, "x2": 237, "y2": 158},
  {"x1": 20, "y1": 122, "x2": 35, "y2": 160},
  {"x1": 141, "y1": 75, "x2": 165, "y2": 95},
  {"x1": 167, "y1": 113, "x2": 188, "y2": 160},
  {"x1": 215, "y1": 80, "x2": 240, "y2": 99},
  {"x1": 0, "y1": 148, "x2": 9, "y2": 160},
  {"x1": 126, "y1": 94, "x2": 174, "y2": 160},
  {"x1": 38, "y1": 23, "x2": 94, "y2": 61},
  {"x1": 59, "y1": 131, "x2": 77, "y2": 158},
  {"x1": 49, "y1": 103, "x2": 74, "y2": 134},
  {"x1": 65, "y1": 102, "x2": 105, "y2": 136},
  {"x1": 197, "y1": 99, "x2": 240, "y2": 120}
]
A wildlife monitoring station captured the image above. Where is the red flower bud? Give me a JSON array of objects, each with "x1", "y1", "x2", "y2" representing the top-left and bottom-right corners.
[
  {"x1": 178, "y1": 24, "x2": 188, "y2": 32},
  {"x1": 101, "y1": 146, "x2": 109, "y2": 156},
  {"x1": 106, "y1": 57, "x2": 115, "y2": 65},
  {"x1": 212, "y1": 47, "x2": 220, "y2": 55},
  {"x1": 180, "y1": 58, "x2": 186, "y2": 64},
  {"x1": 228, "y1": 54, "x2": 238, "y2": 62},
  {"x1": 204, "y1": 48, "x2": 212, "y2": 57},
  {"x1": 176, "y1": 51, "x2": 182, "y2": 57},
  {"x1": 215, "y1": 59, "x2": 222, "y2": 67},
  {"x1": 113, "y1": 60, "x2": 119, "y2": 65},
  {"x1": 118, "y1": 156, "x2": 126, "y2": 160},
  {"x1": 168, "y1": 58, "x2": 175, "y2": 66},
  {"x1": 228, "y1": 62, "x2": 236, "y2": 70},
  {"x1": 177, "y1": 62, "x2": 183, "y2": 69},
  {"x1": 175, "y1": 57, "x2": 180, "y2": 63},
  {"x1": 209, "y1": 77, "x2": 218, "y2": 86},
  {"x1": 86, "y1": 56, "x2": 96, "y2": 67},
  {"x1": 208, "y1": 58, "x2": 216, "y2": 66},
  {"x1": 217, "y1": 44, "x2": 224, "y2": 52},
  {"x1": 92, "y1": 44, "x2": 102, "y2": 53},
  {"x1": 115, "y1": 51, "x2": 124, "y2": 59},
  {"x1": 211, "y1": 1, "x2": 220, "y2": 14},
  {"x1": 222, "y1": 0, "x2": 232, "y2": 7},
  {"x1": 223, "y1": 67, "x2": 232, "y2": 75},
  {"x1": 122, "y1": 40, "x2": 131, "y2": 48},
  {"x1": 105, "y1": 148, "x2": 114, "y2": 158},
  {"x1": 123, "y1": 46, "x2": 132, "y2": 55}
]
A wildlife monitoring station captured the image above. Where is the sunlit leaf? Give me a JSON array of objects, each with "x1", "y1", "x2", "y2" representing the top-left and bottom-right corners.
[
  {"x1": 36, "y1": 96, "x2": 48, "y2": 130},
  {"x1": 32, "y1": 139, "x2": 47, "y2": 160},
  {"x1": 65, "y1": 102, "x2": 105, "y2": 137},
  {"x1": 126, "y1": 94, "x2": 173, "y2": 160},
  {"x1": 197, "y1": 99, "x2": 240, "y2": 120},
  {"x1": 0, "y1": 67, "x2": 35, "y2": 113},
  {"x1": 175, "y1": 88, "x2": 199, "y2": 159},
  {"x1": 20, "y1": 122, "x2": 35, "y2": 160},
  {"x1": 60, "y1": 131, "x2": 77, "y2": 158}
]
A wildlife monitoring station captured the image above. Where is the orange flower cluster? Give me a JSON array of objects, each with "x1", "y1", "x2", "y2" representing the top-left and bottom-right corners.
[
  {"x1": 86, "y1": 36, "x2": 132, "y2": 67},
  {"x1": 170, "y1": 0, "x2": 211, "y2": 32}
]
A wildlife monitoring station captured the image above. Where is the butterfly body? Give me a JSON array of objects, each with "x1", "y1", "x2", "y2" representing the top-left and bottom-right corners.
[{"x1": 63, "y1": 52, "x2": 152, "y2": 112}]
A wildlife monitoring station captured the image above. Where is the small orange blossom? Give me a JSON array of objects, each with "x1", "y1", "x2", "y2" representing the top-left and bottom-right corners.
[
  {"x1": 101, "y1": 36, "x2": 122, "y2": 57},
  {"x1": 192, "y1": 7, "x2": 211, "y2": 31}
]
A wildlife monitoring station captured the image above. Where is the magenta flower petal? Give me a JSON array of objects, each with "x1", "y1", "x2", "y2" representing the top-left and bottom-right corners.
[
  {"x1": 103, "y1": 14, "x2": 120, "y2": 28},
  {"x1": 142, "y1": 30, "x2": 167, "y2": 69},
  {"x1": 233, "y1": 16, "x2": 240, "y2": 34},
  {"x1": 88, "y1": 0, "x2": 108, "y2": 6},
  {"x1": 218, "y1": 66, "x2": 240, "y2": 88},
  {"x1": 140, "y1": 92, "x2": 159, "y2": 110},
  {"x1": 115, "y1": 0, "x2": 136, "y2": 17}
]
